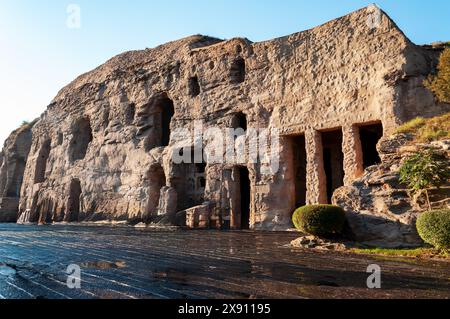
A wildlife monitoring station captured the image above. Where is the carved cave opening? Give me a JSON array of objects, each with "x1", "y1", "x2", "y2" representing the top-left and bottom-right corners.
[
  {"x1": 172, "y1": 147, "x2": 206, "y2": 211},
  {"x1": 160, "y1": 98, "x2": 175, "y2": 147},
  {"x1": 146, "y1": 164, "x2": 166, "y2": 217},
  {"x1": 291, "y1": 135, "x2": 307, "y2": 208},
  {"x1": 34, "y1": 139, "x2": 52, "y2": 184},
  {"x1": 67, "y1": 179, "x2": 81, "y2": 222},
  {"x1": 238, "y1": 166, "x2": 251, "y2": 230},
  {"x1": 69, "y1": 118, "x2": 93, "y2": 163},
  {"x1": 322, "y1": 129, "x2": 344, "y2": 204},
  {"x1": 359, "y1": 123, "x2": 383, "y2": 169},
  {"x1": 230, "y1": 58, "x2": 246, "y2": 84},
  {"x1": 188, "y1": 76, "x2": 201, "y2": 97},
  {"x1": 142, "y1": 95, "x2": 175, "y2": 151},
  {"x1": 231, "y1": 112, "x2": 248, "y2": 132}
]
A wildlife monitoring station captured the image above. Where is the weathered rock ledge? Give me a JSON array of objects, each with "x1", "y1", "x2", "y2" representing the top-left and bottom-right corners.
[{"x1": 334, "y1": 135, "x2": 450, "y2": 248}]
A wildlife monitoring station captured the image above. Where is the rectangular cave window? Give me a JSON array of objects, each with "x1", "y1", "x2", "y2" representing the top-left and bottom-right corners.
[
  {"x1": 188, "y1": 76, "x2": 201, "y2": 97},
  {"x1": 291, "y1": 135, "x2": 307, "y2": 208},
  {"x1": 359, "y1": 123, "x2": 383, "y2": 169},
  {"x1": 230, "y1": 57, "x2": 246, "y2": 84},
  {"x1": 321, "y1": 129, "x2": 344, "y2": 204}
]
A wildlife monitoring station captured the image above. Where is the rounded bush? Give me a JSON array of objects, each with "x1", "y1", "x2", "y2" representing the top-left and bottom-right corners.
[
  {"x1": 292, "y1": 205, "x2": 347, "y2": 238},
  {"x1": 416, "y1": 209, "x2": 450, "y2": 249}
]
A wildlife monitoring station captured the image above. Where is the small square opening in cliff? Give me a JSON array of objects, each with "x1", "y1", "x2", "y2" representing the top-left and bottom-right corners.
[
  {"x1": 231, "y1": 112, "x2": 247, "y2": 132},
  {"x1": 230, "y1": 58, "x2": 246, "y2": 84},
  {"x1": 359, "y1": 123, "x2": 383, "y2": 169},
  {"x1": 321, "y1": 129, "x2": 344, "y2": 204},
  {"x1": 188, "y1": 76, "x2": 201, "y2": 97}
]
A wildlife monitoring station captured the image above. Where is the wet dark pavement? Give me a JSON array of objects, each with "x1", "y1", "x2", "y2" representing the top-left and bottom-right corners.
[{"x1": 0, "y1": 223, "x2": 449, "y2": 299}]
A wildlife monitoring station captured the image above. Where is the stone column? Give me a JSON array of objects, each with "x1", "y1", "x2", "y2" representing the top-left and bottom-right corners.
[
  {"x1": 342, "y1": 125, "x2": 364, "y2": 186},
  {"x1": 305, "y1": 128, "x2": 327, "y2": 205},
  {"x1": 157, "y1": 187, "x2": 178, "y2": 217}
]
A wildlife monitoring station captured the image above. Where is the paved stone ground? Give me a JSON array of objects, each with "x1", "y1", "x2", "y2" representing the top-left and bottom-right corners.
[{"x1": 0, "y1": 224, "x2": 449, "y2": 299}]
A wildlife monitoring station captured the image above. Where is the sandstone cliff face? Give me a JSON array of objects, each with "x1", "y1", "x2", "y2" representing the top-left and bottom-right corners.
[
  {"x1": 5, "y1": 7, "x2": 449, "y2": 237},
  {"x1": 334, "y1": 136, "x2": 450, "y2": 248},
  {"x1": 0, "y1": 122, "x2": 34, "y2": 222}
]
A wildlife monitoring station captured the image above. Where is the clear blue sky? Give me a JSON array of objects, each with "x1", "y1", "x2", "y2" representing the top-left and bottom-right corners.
[{"x1": 0, "y1": 0, "x2": 449, "y2": 145}]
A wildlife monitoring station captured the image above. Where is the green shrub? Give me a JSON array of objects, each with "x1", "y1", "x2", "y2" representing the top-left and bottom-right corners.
[
  {"x1": 416, "y1": 209, "x2": 450, "y2": 250},
  {"x1": 292, "y1": 205, "x2": 346, "y2": 238},
  {"x1": 425, "y1": 48, "x2": 450, "y2": 104},
  {"x1": 400, "y1": 150, "x2": 450, "y2": 192}
]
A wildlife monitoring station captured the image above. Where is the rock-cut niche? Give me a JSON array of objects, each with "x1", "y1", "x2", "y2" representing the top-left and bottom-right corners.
[
  {"x1": 230, "y1": 58, "x2": 246, "y2": 84},
  {"x1": 141, "y1": 94, "x2": 175, "y2": 152},
  {"x1": 34, "y1": 139, "x2": 52, "y2": 184},
  {"x1": 68, "y1": 117, "x2": 93, "y2": 163}
]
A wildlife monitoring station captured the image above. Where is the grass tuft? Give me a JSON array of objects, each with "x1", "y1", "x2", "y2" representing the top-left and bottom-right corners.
[
  {"x1": 352, "y1": 247, "x2": 449, "y2": 259},
  {"x1": 395, "y1": 113, "x2": 450, "y2": 142}
]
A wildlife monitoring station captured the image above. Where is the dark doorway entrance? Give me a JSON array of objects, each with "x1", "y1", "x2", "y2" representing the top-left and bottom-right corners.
[
  {"x1": 359, "y1": 123, "x2": 383, "y2": 169},
  {"x1": 146, "y1": 164, "x2": 166, "y2": 217},
  {"x1": 239, "y1": 167, "x2": 251, "y2": 230},
  {"x1": 230, "y1": 58, "x2": 246, "y2": 84},
  {"x1": 160, "y1": 97, "x2": 175, "y2": 147},
  {"x1": 321, "y1": 129, "x2": 344, "y2": 204},
  {"x1": 67, "y1": 179, "x2": 81, "y2": 222},
  {"x1": 172, "y1": 147, "x2": 207, "y2": 211},
  {"x1": 291, "y1": 135, "x2": 307, "y2": 208}
]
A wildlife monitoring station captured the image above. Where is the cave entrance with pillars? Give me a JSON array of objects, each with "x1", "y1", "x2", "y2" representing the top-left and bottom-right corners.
[
  {"x1": 146, "y1": 164, "x2": 166, "y2": 218},
  {"x1": 290, "y1": 135, "x2": 307, "y2": 208},
  {"x1": 358, "y1": 122, "x2": 383, "y2": 169},
  {"x1": 321, "y1": 129, "x2": 344, "y2": 204}
]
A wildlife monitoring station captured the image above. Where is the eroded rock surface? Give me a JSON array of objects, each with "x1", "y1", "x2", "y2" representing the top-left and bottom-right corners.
[
  {"x1": 0, "y1": 122, "x2": 34, "y2": 222},
  {"x1": 334, "y1": 135, "x2": 450, "y2": 247},
  {"x1": 0, "y1": 7, "x2": 447, "y2": 244}
]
